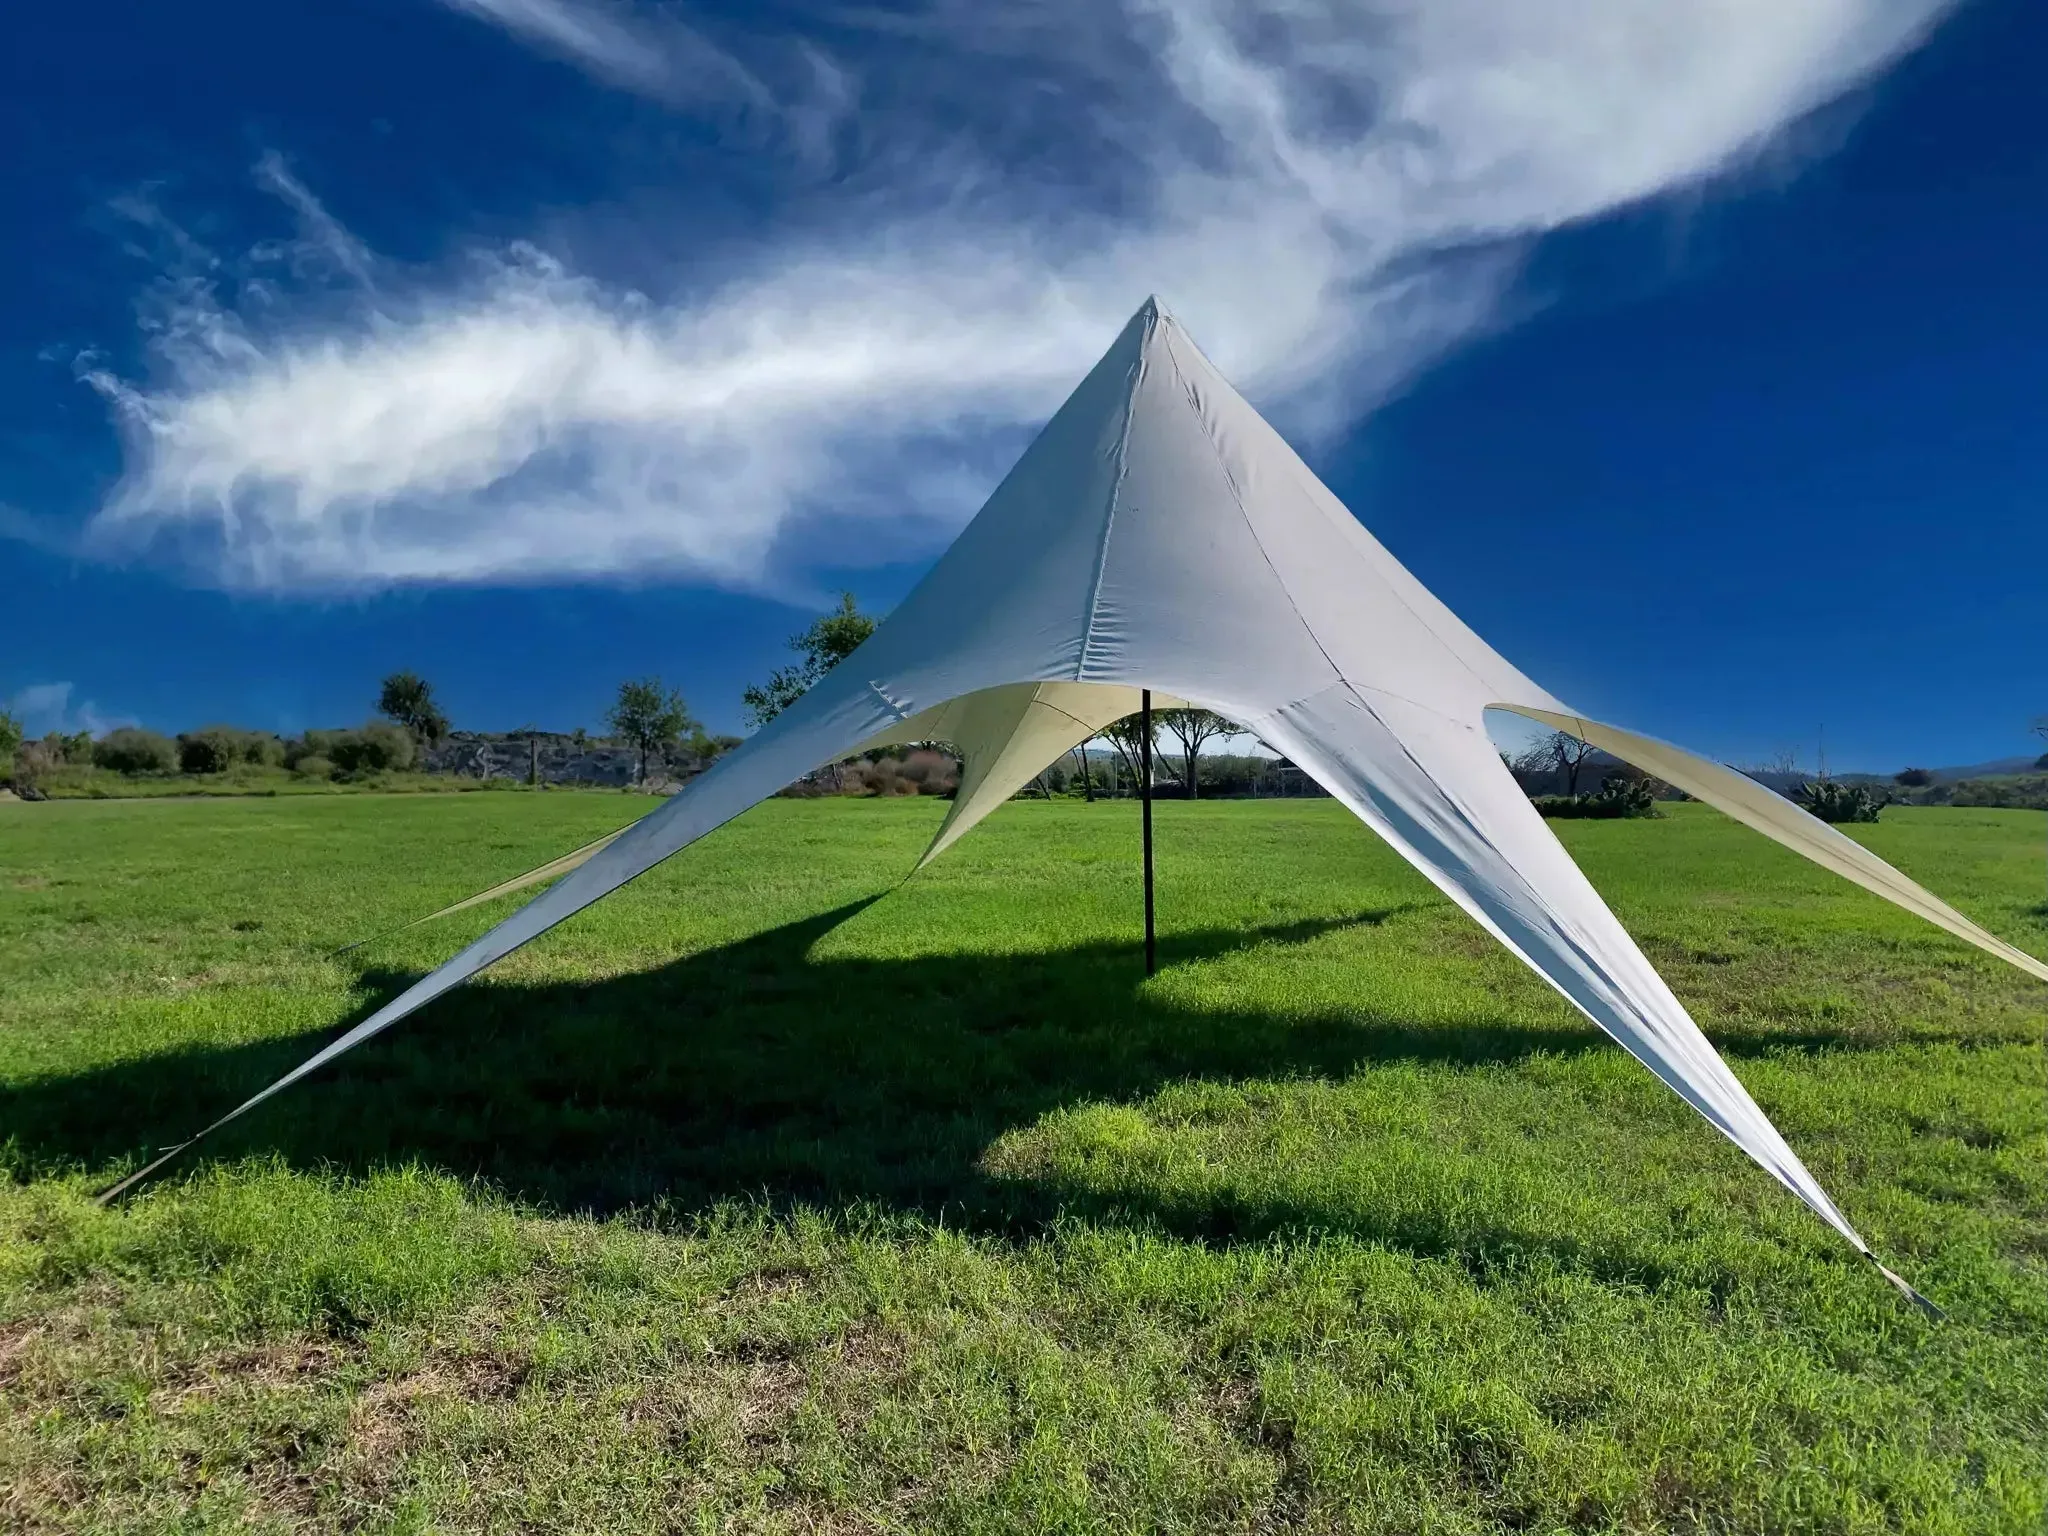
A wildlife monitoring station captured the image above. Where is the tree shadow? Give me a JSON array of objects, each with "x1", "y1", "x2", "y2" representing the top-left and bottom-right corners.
[{"x1": 3, "y1": 899, "x2": 1878, "y2": 1287}]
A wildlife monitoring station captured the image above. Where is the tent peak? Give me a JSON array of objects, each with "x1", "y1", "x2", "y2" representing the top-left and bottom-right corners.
[{"x1": 1133, "y1": 293, "x2": 1174, "y2": 327}]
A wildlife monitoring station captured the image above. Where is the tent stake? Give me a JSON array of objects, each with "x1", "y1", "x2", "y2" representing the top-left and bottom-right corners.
[{"x1": 1141, "y1": 688, "x2": 1156, "y2": 977}]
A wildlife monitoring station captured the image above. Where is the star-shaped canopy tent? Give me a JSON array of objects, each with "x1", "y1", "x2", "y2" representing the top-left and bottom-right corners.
[{"x1": 114, "y1": 301, "x2": 2047, "y2": 1303}]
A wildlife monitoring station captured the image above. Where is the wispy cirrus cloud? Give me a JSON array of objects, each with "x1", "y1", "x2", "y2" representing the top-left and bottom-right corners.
[{"x1": 66, "y1": 0, "x2": 1956, "y2": 594}]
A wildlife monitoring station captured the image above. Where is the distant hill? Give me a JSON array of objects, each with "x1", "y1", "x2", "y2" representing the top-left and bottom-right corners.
[
  {"x1": 1923, "y1": 755, "x2": 2041, "y2": 783},
  {"x1": 1823, "y1": 755, "x2": 2039, "y2": 790}
]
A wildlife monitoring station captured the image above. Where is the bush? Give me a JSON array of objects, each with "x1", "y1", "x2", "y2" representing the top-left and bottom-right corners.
[
  {"x1": 285, "y1": 724, "x2": 414, "y2": 777},
  {"x1": 327, "y1": 721, "x2": 416, "y2": 776},
  {"x1": 895, "y1": 749, "x2": 959, "y2": 795},
  {"x1": 241, "y1": 732, "x2": 285, "y2": 767},
  {"x1": 93, "y1": 727, "x2": 177, "y2": 775},
  {"x1": 174, "y1": 725, "x2": 285, "y2": 774},
  {"x1": 10, "y1": 739, "x2": 63, "y2": 796},
  {"x1": 178, "y1": 728, "x2": 234, "y2": 774},
  {"x1": 1590, "y1": 770, "x2": 1661, "y2": 817},
  {"x1": 1531, "y1": 770, "x2": 1662, "y2": 820},
  {"x1": 1796, "y1": 779, "x2": 1883, "y2": 823},
  {"x1": 35, "y1": 730, "x2": 93, "y2": 765},
  {"x1": 834, "y1": 747, "x2": 959, "y2": 798},
  {"x1": 285, "y1": 731, "x2": 340, "y2": 769},
  {"x1": 1949, "y1": 776, "x2": 2048, "y2": 811}
]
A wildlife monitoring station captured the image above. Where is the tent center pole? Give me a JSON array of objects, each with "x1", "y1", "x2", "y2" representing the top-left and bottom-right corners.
[{"x1": 1141, "y1": 688, "x2": 1156, "y2": 977}]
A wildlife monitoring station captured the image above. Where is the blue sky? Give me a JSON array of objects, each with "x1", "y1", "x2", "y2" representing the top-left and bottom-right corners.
[{"x1": 3, "y1": 0, "x2": 2042, "y2": 771}]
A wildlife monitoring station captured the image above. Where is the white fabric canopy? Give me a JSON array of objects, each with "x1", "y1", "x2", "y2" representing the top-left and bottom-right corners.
[{"x1": 109, "y1": 300, "x2": 2045, "y2": 1303}]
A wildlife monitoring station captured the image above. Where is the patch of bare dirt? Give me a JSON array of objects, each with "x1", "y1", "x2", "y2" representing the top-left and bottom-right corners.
[
  {"x1": 0, "y1": 1318, "x2": 43, "y2": 1387},
  {"x1": 155, "y1": 1340, "x2": 348, "y2": 1408}
]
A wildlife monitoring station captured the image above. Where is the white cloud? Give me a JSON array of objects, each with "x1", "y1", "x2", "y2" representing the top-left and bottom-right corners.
[
  {"x1": 429, "y1": 0, "x2": 805, "y2": 130},
  {"x1": 70, "y1": 0, "x2": 1954, "y2": 593},
  {"x1": 7, "y1": 682, "x2": 134, "y2": 739}
]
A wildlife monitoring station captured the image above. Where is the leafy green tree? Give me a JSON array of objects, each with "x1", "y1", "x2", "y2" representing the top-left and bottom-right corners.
[
  {"x1": 376, "y1": 671, "x2": 450, "y2": 745},
  {"x1": 0, "y1": 711, "x2": 21, "y2": 781},
  {"x1": 742, "y1": 593, "x2": 878, "y2": 728},
  {"x1": 1157, "y1": 708, "x2": 1231, "y2": 798},
  {"x1": 1101, "y1": 714, "x2": 1161, "y2": 795},
  {"x1": 608, "y1": 678, "x2": 697, "y2": 784}
]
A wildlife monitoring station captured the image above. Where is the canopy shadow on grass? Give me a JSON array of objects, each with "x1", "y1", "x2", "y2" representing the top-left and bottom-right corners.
[{"x1": 5, "y1": 899, "x2": 1878, "y2": 1284}]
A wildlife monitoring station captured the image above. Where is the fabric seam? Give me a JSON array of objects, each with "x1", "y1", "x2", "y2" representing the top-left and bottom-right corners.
[{"x1": 1076, "y1": 314, "x2": 1152, "y2": 680}]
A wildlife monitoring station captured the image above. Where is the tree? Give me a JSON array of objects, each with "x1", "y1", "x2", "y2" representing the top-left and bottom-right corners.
[
  {"x1": 608, "y1": 678, "x2": 696, "y2": 785},
  {"x1": 1894, "y1": 767, "x2": 1935, "y2": 788},
  {"x1": 742, "y1": 593, "x2": 878, "y2": 728},
  {"x1": 1511, "y1": 731, "x2": 1598, "y2": 797},
  {"x1": 0, "y1": 711, "x2": 20, "y2": 782},
  {"x1": 1536, "y1": 730, "x2": 1599, "y2": 797},
  {"x1": 376, "y1": 671, "x2": 450, "y2": 745},
  {"x1": 1069, "y1": 744, "x2": 1095, "y2": 802},
  {"x1": 1157, "y1": 708, "x2": 1231, "y2": 798},
  {"x1": 1102, "y1": 714, "x2": 1165, "y2": 795}
]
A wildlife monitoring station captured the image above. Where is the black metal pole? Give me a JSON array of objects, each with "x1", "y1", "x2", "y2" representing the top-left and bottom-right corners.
[{"x1": 1140, "y1": 688, "x2": 1155, "y2": 977}]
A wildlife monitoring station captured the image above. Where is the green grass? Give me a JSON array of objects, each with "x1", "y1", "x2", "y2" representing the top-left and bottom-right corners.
[{"x1": 2, "y1": 794, "x2": 2044, "y2": 1533}]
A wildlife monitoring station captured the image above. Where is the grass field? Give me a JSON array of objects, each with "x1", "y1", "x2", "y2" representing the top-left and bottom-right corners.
[{"x1": 2, "y1": 793, "x2": 2044, "y2": 1533}]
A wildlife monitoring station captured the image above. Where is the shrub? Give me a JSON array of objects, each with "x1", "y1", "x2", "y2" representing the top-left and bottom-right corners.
[
  {"x1": 1950, "y1": 776, "x2": 2048, "y2": 811},
  {"x1": 835, "y1": 747, "x2": 959, "y2": 797},
  {"x1": 286, "y1": 724, "x2": 415, "y2": 777},
  {"x1": 10, "y1": 738, "x2": 63, "y2": 795},
  {"x1": 1530, "y1": 770, "x2": 1661, "y2": 820},
  {"x1": 1796, "y1": 779, "x2": 1883, "y2": 823},
  {"x1": 285, "y1": 730, "x2": 343, "y2": 769},
  {"x1": 327, "y1": 721, "x2": 417, "y2": 776},
  {"x1": 293, "y1": 755, "x2": 335, "y2": 781},
  {"x1": 240, "y1": 731, "x2": 285, "y2": 767},
  {"x1": 173, "y1": 725, "x2": 283, "y2": 774},
  {"x1": 895, "y1": 749, "x2": 959, "y2": 794},
  {"x1": 94, "y1": 727, "x2": 177, "y2": 775},
  {"x1": 178, "y1": 727, "x2": 236, "y2": 774},
  {"x1": 40, "y1": 730, "x2": 94, "y2": 765},
  {"x1": 1589, "y1": 770, "x2": 1660, "y2": 817}
]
